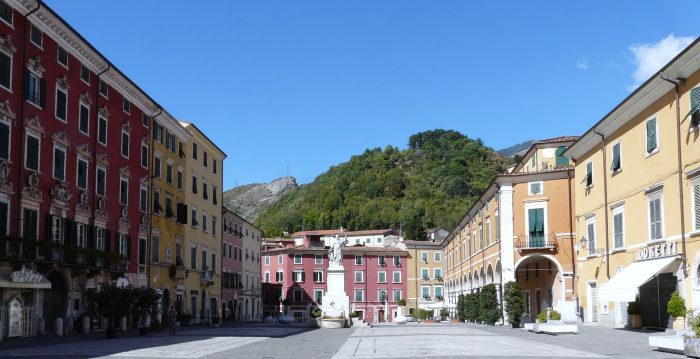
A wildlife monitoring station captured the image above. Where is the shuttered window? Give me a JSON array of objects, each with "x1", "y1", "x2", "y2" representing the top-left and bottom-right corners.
[
  {"x1": 693, "y1": 181, "x2": 700, "y2": 231},
  {"x1": 648, "y1": 192, "x2": 663, "y2": 240},
  {"x1": 587, "y1": 218, "x2": 596, "y2": 255},
  {"x1": 690, "y1": 88, "x2": 700, "y2": 128},
  {"x1": 555, "y1": 146, "x2": 568, "y2": 167},
  {"x1": 611, "y1": 143, "x2": 621, "y2": 172},
  {"x1": 613, "y1": 208, "x2": 624, "y2": 249},
  {"x1": 646, "y1": 118, "x2": 657, "y2": 154},
  {"x1": 79, "y1": 103, "x2": 89, "y2": 134},
  {"x1": 528, "y1": 208, "x2": 544, "y2": 247},
  {"x1": 585, "y1": 162, "x2": 593, "y2": 187}
]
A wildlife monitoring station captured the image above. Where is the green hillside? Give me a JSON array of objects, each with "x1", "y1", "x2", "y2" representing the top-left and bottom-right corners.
[{"x1": 255, "y1": 130, "x2": 505, "y2": 238}]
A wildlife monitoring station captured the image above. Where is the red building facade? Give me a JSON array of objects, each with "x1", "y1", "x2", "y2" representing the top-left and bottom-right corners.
[
  {"x1": 262, "y1": 236, "x2": 408, "y2": 324},
  {"x1": 221, "y1": 207, "x2": 244, "y2": 321},
  {"x1": 0, "y1": 0, "x2": 160, "y2": 337}
]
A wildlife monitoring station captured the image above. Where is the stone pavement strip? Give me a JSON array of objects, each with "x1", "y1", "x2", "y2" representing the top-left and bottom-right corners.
[{"x1": 331, "y1": 325, "x2": 603, "y2": 359}]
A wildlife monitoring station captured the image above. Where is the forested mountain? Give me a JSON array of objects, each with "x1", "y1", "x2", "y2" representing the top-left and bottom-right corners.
[
  {"x1": 255, "y1": 130, "x2": 505, "y2": 238},
  {"x1": 497, "y1": 140, "x2": 534, "y2": 157}
]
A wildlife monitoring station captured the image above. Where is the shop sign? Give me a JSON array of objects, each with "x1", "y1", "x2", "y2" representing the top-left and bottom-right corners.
[
  {"x1": 9, "y1": 265, "x2": 43, "y2": 284},
  {"x1": 637, "y1": 242, "x2": 678, "y2": 261}
]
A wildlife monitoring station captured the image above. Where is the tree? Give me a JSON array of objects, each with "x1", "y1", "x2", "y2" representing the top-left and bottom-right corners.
[
  {"x1": 404, "y1": 210, "x2": 426, "y2": 241},
  {"x1": 457, "y1": 294, "x2": 467, "y2": 322},
  {"x1": 132, "y1": 286, "x2": 161, "y2": 328},
  {"x1": 87, "y1": 284, "x2": 137, "y2": 338},
  {"x1": 478, "y1": 284, "x2": 501, "y2": 325},
  {"x1": 503, "y1": 281, "x2": 524, "y2": 328},
  {"x1": 465, "y1": 293, "x2": 480, "y2": 322}
]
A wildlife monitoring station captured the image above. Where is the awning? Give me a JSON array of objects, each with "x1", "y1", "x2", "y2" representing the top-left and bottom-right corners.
[
  {"x1": 599, "y1": 256, "x2": 678, "y2": 302},
  {"x1": 0, "y1": 275, "x2": 51, "y2": 289}
]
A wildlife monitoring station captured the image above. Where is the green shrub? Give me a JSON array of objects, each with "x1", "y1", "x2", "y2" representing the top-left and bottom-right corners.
[
  {"x1": 478, "y1": 284, "x2": 501, "y2": 325},
  {"x1": 667, "y1": 292, "x2": 687, "y2": 318},
  {"x1": 398, "y1": 299, "x2": 406, "y2": 306},
  {"x1": 440, "y1": 308, "x2": 449, "y2": 320},
  {"x1": 503, "y1": 281, "x2": 524, "y2": 327},
  {"x1": 457, "y1": 294, "x2": 467, "y2": 321},
  {"x1": 537, "y1": 311, "x2": 547, "y2": 322},
  {"x1": 465, "y1": 293, "x2": 480, "y2": 322},
  {"x1": 310, "y1": 309, "x2": 322, "y2": 318},
  {"x1": 627, "y1": 299, "x2": 640, "y2": 315},
  {"x1": 549, "y1": 310, "x2": 561, "y2": 320},
  {"x1": 689, "y1": 311, "x2": 700, "y2": 338}
]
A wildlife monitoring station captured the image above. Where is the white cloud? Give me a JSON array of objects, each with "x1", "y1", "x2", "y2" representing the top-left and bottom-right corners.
[
  {"x1": 628, "y1": 34, "x2": 694, "y2": 90},
  {"x1": 576, "y1": 60, "x2": 589, "y2": 70}
]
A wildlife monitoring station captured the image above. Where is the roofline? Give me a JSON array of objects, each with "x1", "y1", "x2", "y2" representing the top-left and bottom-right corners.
[
  {"x1": 223, "y1": 206, "x2": 261, "y2": 233},
  {"x1": 563, "y1": 36, "x2": 700, "y2": 160},
  {"x1": 180, "y1": 122, "x2": 228, "y2": 159},
  {"x1": 512, "y1": 138, "x2": 577, "y2": 173}
]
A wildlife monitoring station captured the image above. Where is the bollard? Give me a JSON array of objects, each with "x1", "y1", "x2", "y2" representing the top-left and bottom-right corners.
[
  {"x1": 120, "y1": 316, "x2": 127, "y2": 332},
  {"x1": 82, "y1": 316, "x2": 90, "y2": 334},
  {"x1": 55, "y1": 318, "x2": 64, "y2": 337}
]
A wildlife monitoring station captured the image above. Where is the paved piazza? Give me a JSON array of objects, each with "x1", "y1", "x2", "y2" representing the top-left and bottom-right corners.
[{"x1": 0, "y1": 323, "x2": 685, "y2": 359}]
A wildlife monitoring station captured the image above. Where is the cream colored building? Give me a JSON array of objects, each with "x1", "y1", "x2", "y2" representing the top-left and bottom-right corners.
[
  {"x1": 404, "y1": 239, "x2": 444, "y2": 315},
  {"x1": 564, "y1": 39, "x2": 700, "y2": 328},
  {"x1": 179, "y1": 122, "x2": 226, "y2": 323}
]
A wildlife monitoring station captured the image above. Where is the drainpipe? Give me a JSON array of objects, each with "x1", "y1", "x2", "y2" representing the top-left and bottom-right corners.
[
  {"x1": 592, "y1": 128, "x2": 610, "y2": 279},
  {"x1": 567, "y1": 169, "x2": 576, "y2": 296},
  {"x1": 14, "y1": 2, "x2": 41, "y2": 237},
  {"x1": 660, "y1": 73, "x2": 688, "y2": 278}
]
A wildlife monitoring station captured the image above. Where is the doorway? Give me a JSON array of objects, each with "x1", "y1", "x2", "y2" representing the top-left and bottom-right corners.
[
  {"x1": 639, "y1": 273, "x2": 676, "y2": 328},
  {"x1": 44, "y1": 271, "x2": 67, "y2": 333},
  {"x1": 378, "y1": 309, "x2": 385, "y2": 322}
]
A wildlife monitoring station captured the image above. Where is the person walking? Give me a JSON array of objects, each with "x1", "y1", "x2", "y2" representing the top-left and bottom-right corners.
[{"x1": 168, "y1": 306, "x2": 177, "y2": 336}]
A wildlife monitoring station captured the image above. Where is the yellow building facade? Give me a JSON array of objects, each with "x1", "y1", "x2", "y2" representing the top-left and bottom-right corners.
[
  {"x1": 565, "y1": 40, "x2": 700, "y2": 328},
  {"x1": 443, "y1": 137, "x2": 578, "y2": 321},
  {"x1": 147, "y1": 111, "x2": 191, "y2": 320},
  {"x1": 405, "y1": 239, "x2": 444, "y2": 314},
  {"x1": 179, "y1": 122, "x2": 226, "y2": 323}
]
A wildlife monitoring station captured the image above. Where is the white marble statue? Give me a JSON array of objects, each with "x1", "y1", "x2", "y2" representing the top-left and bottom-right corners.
[{"x1": 329, "y1": 236, "x2": 346, "y2": 267}]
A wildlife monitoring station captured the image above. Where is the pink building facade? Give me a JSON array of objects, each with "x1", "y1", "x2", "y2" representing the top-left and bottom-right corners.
[
  {"x1": 221, "y1": 208, "x2": 243, "y2": 321},
  {"x1": 262, "y1": 235, "x2": 408, "y2": 324}
]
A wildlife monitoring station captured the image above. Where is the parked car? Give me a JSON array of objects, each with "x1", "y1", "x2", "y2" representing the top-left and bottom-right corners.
[{"x1": 405, "y1": 315, "x2": 414, "y2": 322}]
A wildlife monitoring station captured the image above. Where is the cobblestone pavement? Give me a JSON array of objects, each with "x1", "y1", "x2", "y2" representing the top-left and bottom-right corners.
[{"x1": 0, "y1": 322, "x2": 687, "y2": 358}]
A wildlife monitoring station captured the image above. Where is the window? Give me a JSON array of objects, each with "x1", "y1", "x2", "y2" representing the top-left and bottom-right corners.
[
  {"x1": 192, "y1": 142, "x2": 198, "y2": 159},
  {"x1": 648, "y1": 190, "x2": 663, "y2": 241},
  {"x1": 152, "y1": 122, "x2": 162, "y2": 143},
  {"x1": 585, "y1": 161, "x2": 593, "y2": 188},
  {"x1": 99, "y1": 79, "x2": 108, "y2": 97},
  {"x1": 52, "y1": 145, "x2": 66, "y2": 181},
  {"x1": 479, "y1": 224, "x2": 484, "y2": 249},
  {"x1": 202, "y1": 249, "x2": 208, "y2": 270},
  {"x1": 118, "y1": 233, "x2": 128, "y2": 257},
  {"x1": 354, "y1": 289, "x2": 364, "y2": 302},
  {"x1": 121, "y1": 131, "x2": 130, "y2": 158},
  {"x1": 613, "y1": 206, "x2": 624, "y2": 249},
  {"x1": 178, "y1": 141, "x2": 184, "y2": 158},
  {"x1": 140, "y1": 143, "x2": 148, "y2": 169},
  {"x1": 434, "y1": 268, "x2": 442, "y2": 280},
  {"x1": 694, "y1": 179, "x2": 700, "y2": 231},
  {"x1": 392, "y1": 289, "x2": 402, "y2": 302},
  {"x1": 264, "y1": 271, "x2": 270, "y2": 283},
  {"x1": 527, "y1": 207, "x2": 545, "y2": 247},
  {"x1": 611, "y1": 142, "x2": 623, "y2": 173},
  {"x1": 203, "y1": 181, "x2": 208, "y2": 200},
  {"x1": 646, "y1": 117, "x2": 658, "y2": 154},
  {"x1": 0, "y1": 1, "x2": 12, "y2": 26},
  {"x1": 166, "y1": 131, "x2": 174, "y2": 152},
  {"x1": 691, "y1": 88, "x2": 700, "y2": 129},
  {"x1": 421, "y1": 286, "x2": 430, "y2": 299},
  {"x1": 378, "y1": 256, "x2": 386, "y2": 266},
  {"x1": 139, "y1": 186, "x2": 147, "y2": 213},
  {"x1": 393, "y1": 256, "x2": 400, "y2": 266},
  {"x1": 76, "y1": 64, "x2": 90, "y2": 85},
  {"x1": 587, "y1": 217, "x2": 596, "y2": 256},
  {"x1": 354, "y1": 270, "x2": 364, "y2": 283},
  {"x1": 190, "y1": 245, "x2": 197, "y2": 269},
  {"x1": 275, "y1": 270, "x2": 284, "y2": 282},
  {"x1": 434, "y1": 252, "x2": 441, "y2": 262},
  {"x1": 421, "y1": 268, "x2": 429, "y2": 280},
  {"x1": 530, "y1": 152, "x2": 536, "y2": 167},
  {"x1": 202, "y1": 212, "x2": 208, "y2": 232},
  {"x1": 166, "y1": 162, "x2": 173, "y2": 184},
  {"x1": 213, "y1": 159, "x2": 217, "y2": 174},
  {"x1": 165, "y1": 196, "x2": 173, "y2": 218},
  {"x1": 421, "y1": 252, "x2": 428, "y2": 263},
  {"x1": 30, "y1": 23, "x2": 42, "y2": 47},
  {"x1": 292, "y1": 271, "x2": 304, "y2": 283},
  {"x1": 355, "y1": 255, "x2": 363, "y2": 265},
  {"x1": 314, "y1": 289, "x2": 323, "y2": 302},
  {"x1": 203, "y1": 151, "x2": 208, "y2": 167},
  {"x1": 55, "y1": 86, "x2": 67, "y2": 121},
  {"x1": 278, "y1": 254, "x2": 283, "y2": 264},
  {"x1": 153, "y1": 155, "x2": 161, "y2": 178},
  {"x1": 434, "y1": 286, "x2": 443, "y2": 299},
  {"x1": 192, "y1": 176, "x2": 197, "y2": 194},
  {"x1": 392, "y1": 271, "x2": 401, "y2": 283},
  {"x1": 141, "y1": 113, "x2": 149, "y2": 127},
  {"x1": 76, "y1": 156, "x2": 88, "y2": 190},
  {"x1": 122, "y1": 98, "x2": 130, "y2": 114},
  {"x1": 119, "y1": 178, "x2": 129, "y2": 205},
  {"x1": 0, "y1": 48, "x2": 11, "y2": 91},
  {"x1": 528, "y1": 181, "x2": 542, "y2": 195},
  {"x1": 96, "y1": 166, "x2": 106, "y2": 196},
  {"x1": 151, "y1": 235, "x2": 159, "y2": 263},
  {"x1": 79, "y1": 102, "x2": 89, "y2": 134},
  {"x1": 485, "y1": 219, "x2": 491, "y2": 246},
  {"x1": 294, "y1": 254, "x2": 302, "y2": 264},
  {"x1": 97, "y1": 116, "x2": 107, "y2": 145},
  {"x1": 213, "y1": 186, "x2": 218, "y2": 205},
  {"x1": 177, "y1": 168, "x2": 183, "y2": 190},
  {"x1": 378, "y1": 271, "x2": 386, "y2": 283},
  {"x1": 0, "y1": 120, "x2": 9, "y2": 160},
  {"x1": 555, "y1": 146, "x2": 568, "y2": 167},
  {"x1": 313, "y1": 270, "x2": 323, "y2": 282},
  {"x1": 212, "y1": 217, "x2": 217, "y2": 236},
  {"x1": 153, "y1": 191, "x2": 161, "y2": 214},
  {"x1": 495, "y1": 210, "x2": 500, "y2": 241},
  {"x1": 265, "y1": 256, "x2": 270, "y2": 265},
  {"x1": 377, "y1": 289, "x2": 388, "y2": 302},
  {"x1": 26, "y1": 71, "x2": 43, "y2": 107}
]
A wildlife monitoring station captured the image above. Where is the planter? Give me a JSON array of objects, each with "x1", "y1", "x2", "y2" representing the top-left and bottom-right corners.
[
  {"x1": 511, "y1": 322, "x2": 521, "y2": 329},
  {"x1": 628, "y1": 314, "x2": 641, "y2": 329},
  {"x1": 685, "y1": 338, "x2": 700, "y2": 358},
  {"x1": 672, "y1": 316, "x2": 685, "y2": 331},
  {"x1": 546, "y1": 320, "x2": 563, "y2": 325}
]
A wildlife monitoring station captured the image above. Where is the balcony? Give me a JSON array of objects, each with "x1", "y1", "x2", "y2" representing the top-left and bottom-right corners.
[
  {"x1": 515, "y1": 233, "x2": 558, "y2": 252},
  {"x1": 200, "y1": 270, "x2": 215, "y2": 285}
]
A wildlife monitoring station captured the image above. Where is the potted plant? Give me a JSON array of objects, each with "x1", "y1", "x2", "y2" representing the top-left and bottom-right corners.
[
  {"x1": 627, "y1": 299, "x2": 641, "y2": 329},
  {"x1": 667, "y1": 292, "x2": 686, "y2": 331},
  {"x1": 684, "y1": 311, "x2": 700, "y2": 357},
  {"x1": 536, "y1": 311, "x2": 547, "y2": 323},
  {"x1": 548, "y1": 310, "x2": 562, "y2": 324},
  {"x1": 212, "y1": 316, "x2": 221, "y2": 327},
  {"x1": 503, "y1": 281, "x2": 524, "y2": 328},
  {"x1": 398, "y1": 299, "x2": 406, "y2": 307},
  {"x1": 440, "y1": 308, "x2": 449, "y2": 321}
]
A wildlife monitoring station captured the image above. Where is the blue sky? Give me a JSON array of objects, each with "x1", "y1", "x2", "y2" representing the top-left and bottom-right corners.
[{"x1": 45, "y1": 1, "x2": 699, "y2": 188}]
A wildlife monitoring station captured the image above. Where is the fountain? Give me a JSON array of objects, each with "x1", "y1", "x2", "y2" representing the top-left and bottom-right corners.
[{"x1": 321, "y1": 235, "x2": 350, "y2": 328}]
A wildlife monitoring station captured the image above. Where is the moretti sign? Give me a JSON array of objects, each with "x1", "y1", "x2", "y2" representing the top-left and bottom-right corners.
[{"x1": 636, "y1": 242, "x2": 678, "y2": 261}]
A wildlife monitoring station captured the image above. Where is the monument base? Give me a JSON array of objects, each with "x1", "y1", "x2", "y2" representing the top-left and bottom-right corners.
[{"x1": 322, "y1": 266, "x2": 350, "y2": 319}]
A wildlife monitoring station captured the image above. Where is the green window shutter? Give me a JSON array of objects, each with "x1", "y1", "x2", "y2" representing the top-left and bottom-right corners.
[
  {"x1": 534, "y1": 208, "x2": 544, "y2": 232},
  {"x1": 691, "y1": 88, "x2": 700, "y2": 111},
  {"x1": 646, "y1": 119, "x2": 657, "y2": 153},
  {"x1": 694, "y1": 182, "x2": 700, "y2": 230},
  {"x1": 555, "y1": 146, "x2": 568, "y2": 167},
  {"x1": 528, "y1": 209, "x2": 537, "y2": 232}
]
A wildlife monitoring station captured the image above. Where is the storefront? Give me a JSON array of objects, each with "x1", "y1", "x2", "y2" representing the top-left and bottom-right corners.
[
  {"x1": 599, "y1": 243, "x2": 680, "y2": 329},
  {"x1": 0, "y1": 266, "x2": 52, "y2": 339}
]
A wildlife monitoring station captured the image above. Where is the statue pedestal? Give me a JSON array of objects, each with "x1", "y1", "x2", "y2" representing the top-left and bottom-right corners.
[{"x1": 322, "y1": 266, "x2": 349, "y2": 320}]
